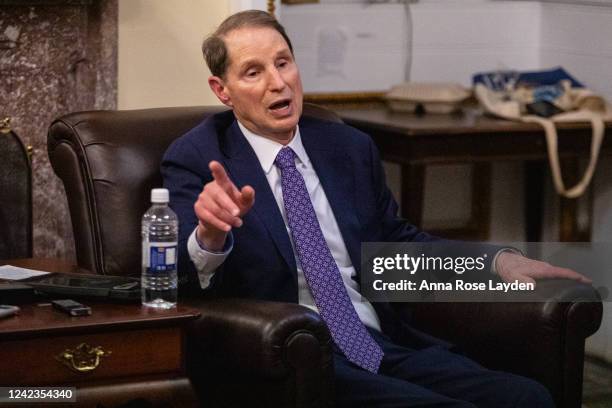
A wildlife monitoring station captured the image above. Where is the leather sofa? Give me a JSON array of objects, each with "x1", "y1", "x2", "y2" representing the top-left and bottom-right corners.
[{"x1": 48, "y1": 104, "x2": 602, "y2": 408}]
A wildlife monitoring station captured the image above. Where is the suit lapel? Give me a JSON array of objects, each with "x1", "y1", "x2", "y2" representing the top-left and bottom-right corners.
[
  {"x1": 220, "y1": 119, "x2": 361, "y2": 277},
  {"x1": 301, "y1": 124, "x2": 361, "y2": 267},
  {"x1": 221, "y1": 121, "x2": 297, "y2": 274}
]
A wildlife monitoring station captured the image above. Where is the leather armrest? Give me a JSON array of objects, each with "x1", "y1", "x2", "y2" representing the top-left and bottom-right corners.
[
  {"x1": 399, "y1": 280, "x2": 602, "y2": 344},
  {"x1": 185, "y1": 298, "x2": 333, "y2": 378}
]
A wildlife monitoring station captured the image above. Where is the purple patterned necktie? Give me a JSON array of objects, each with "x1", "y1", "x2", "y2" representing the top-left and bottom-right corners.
[{"x1": 275, "y1": 146, "x2": 383, "y2": 373}]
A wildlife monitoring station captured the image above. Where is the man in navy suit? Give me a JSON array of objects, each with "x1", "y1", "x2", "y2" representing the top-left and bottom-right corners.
[{"x1": 162, "y1": 10, "x2": 588, "y2": 407}]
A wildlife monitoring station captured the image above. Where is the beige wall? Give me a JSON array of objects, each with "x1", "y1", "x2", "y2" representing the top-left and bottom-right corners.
[{"x1": 118, "y1": 0, "x2": 230, "y2": 109}]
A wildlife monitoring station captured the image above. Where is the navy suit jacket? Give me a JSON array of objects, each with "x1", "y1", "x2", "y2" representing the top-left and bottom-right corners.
[{"x1": 162, "y1": 110, "x2": 493, "y2": 345}]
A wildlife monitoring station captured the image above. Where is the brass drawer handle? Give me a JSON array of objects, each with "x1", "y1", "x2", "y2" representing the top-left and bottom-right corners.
[{"x1": 56, "y1": 343, "x2": 111, "y2": 373}]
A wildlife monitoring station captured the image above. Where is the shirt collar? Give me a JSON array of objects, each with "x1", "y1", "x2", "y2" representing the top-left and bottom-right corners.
[{"x1": 238, "y1": 121, "x2": 309, "y2": 174}]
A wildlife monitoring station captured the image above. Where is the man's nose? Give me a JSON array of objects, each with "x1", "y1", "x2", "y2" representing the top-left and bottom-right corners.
[{"x1": 267, "y1": 68, "x2": 286, "y2": 92}]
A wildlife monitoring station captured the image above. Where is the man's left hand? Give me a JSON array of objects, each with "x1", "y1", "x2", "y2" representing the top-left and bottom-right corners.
[{"x1": 496, "y1": 251, "x2": 592, "y2": 286}]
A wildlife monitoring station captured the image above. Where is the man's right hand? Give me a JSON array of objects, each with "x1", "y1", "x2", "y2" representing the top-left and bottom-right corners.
[{"x1": 194, "y1": 161, "x2": 255, "y2": 251}]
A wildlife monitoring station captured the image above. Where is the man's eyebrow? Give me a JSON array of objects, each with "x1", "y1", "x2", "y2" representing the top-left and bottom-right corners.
[
  {"x1": 276, "y1": 48, "x2": 292, "y2": 58},
  {"x1": 236, "y1": 57, "x2": 261, "y2": 73},
  {"x1": 236, "y1": 48, "x2": 293, "y2": 71}
]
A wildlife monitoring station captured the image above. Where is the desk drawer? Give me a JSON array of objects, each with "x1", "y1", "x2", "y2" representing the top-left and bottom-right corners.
[{"x1": 0, "y1": 327, "x2": 183, "y2": 385}]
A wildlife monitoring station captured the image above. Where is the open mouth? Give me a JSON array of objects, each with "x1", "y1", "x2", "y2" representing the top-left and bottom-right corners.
[{"x1": 268, "y1": 99, "x2": 291, "y2": 112}]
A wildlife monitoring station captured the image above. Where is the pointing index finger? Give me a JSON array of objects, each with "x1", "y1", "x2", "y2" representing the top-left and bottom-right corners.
[{"x1": 209, "y1": 161, "x2": 233, "y2": 187}]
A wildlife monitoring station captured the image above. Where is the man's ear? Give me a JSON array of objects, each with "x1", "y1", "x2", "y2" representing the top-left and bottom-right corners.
[{"x1": 208, "y1": 76, "x2": 233, "y2": 107}]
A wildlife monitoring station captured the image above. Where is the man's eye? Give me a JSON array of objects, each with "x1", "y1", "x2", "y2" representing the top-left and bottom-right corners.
[
  {"x1": 277, "y1": 61, "x2": 288, "y2": 68},
  {"x1": 246, "y1": 70, "x2": 258, "y2": 78}
]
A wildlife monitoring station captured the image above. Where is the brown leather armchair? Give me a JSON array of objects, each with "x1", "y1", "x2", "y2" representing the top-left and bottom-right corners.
[{"x1": 48, "y1": 104, "x2": 602, "y2": 408}]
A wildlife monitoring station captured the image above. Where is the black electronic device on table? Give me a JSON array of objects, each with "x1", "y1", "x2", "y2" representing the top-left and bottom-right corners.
[
  {"x1": 22, "y1": 273, "x2": 140, "y2": 301},
  {"x1": 0, "y1": 282, "x2": 36, "y2": 304},
  {"x1": 52, "y1": 299, "x2": 92, "y2": 316}
]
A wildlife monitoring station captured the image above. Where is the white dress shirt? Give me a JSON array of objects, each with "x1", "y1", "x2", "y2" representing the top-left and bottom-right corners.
[{"x1": 187, "y1": 122, "x2": 382, "y2": 331}]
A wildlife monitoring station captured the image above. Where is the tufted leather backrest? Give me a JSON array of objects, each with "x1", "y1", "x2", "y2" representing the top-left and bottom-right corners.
[{"x1": 47, "y1": 104, "x2": 341, "y2": 277}]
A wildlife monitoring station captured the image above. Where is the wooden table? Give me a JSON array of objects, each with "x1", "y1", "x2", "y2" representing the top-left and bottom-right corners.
[
  {"x1": 333, "y1": 106, "x2": 612, "y2": 241},
  {"x1": 0, "y1": 259, "x2": 201, "y2": 407}
]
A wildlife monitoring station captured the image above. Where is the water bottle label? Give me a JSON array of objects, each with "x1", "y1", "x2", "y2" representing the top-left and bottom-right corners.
[{"x1": 145, "y1": 243, "x2": 177, "y2": 272}]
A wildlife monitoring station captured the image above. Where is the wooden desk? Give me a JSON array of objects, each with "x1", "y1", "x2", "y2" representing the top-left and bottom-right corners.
[
  {"x1": 0, "y1": 259, "x2": 201, "y2": 407},
  {"x1": 334, "y1": 106, "x2": 612, "y2": 241}
]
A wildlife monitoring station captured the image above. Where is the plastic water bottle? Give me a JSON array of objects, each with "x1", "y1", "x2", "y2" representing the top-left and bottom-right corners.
[{"x1": 141, "y1": 188, "x2": 178, "y2": 309}]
